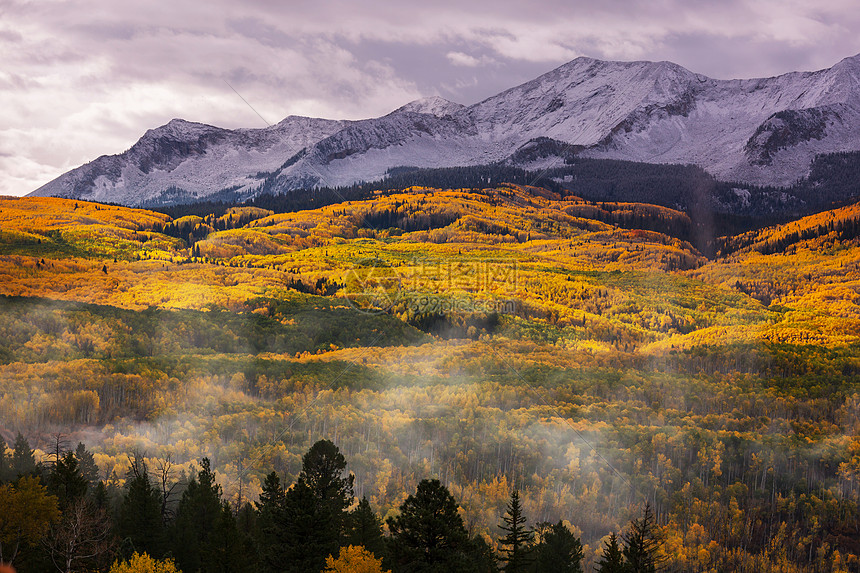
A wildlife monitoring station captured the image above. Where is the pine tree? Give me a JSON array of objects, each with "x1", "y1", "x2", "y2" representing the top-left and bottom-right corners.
[
  {"x1": 622, "y1": 503, "x2": 664, "y2": 573},
  {"x1": 202, "y1": 501, "x2": 255, "y2": 573},
  {"x1": 11, "y1": 433, "x2": 36, "y2": 478},
  {"x1": 300, "y1": 439, "x2": 355, "y2": 513},
  {"x1": 595, "y1": 533, "x2": 625, "y2": 573},
  {"x1": 46, "y1": 451, "x2": 88, "y2": 510},
  {"x1": 348, "y1": 496, "x2": 387, "y2": 564},
  {"x1": 386, "y1": 478, "x2": 473, "y2": 573},
  {"x1": 256, "y1": 471, "x2": 286, "y2": 573},
  {"x1": 256, "y1": 471, "x2": 285, "y2": 518},
  {"x1": 74, "y1": 443, "x2": 100, "y2": 489},
  {"x1": 530, "y1": 521, "x2": 583, "y2": 573},
  {"x1": 498, "y1": 489, "x2": 533, "y2": 572},
  {"x1": 118, "y1": 455, "x2": 165, "y2": 558},
  {"x1": 278, "y1": 479, "x2": 335, "y2": 573},
  {"x1": 274, "y1": 440, "x2": 355, "y2": 573},
  {"x1": 172, "y1": 458, "x2": 223, "y2": 573}
]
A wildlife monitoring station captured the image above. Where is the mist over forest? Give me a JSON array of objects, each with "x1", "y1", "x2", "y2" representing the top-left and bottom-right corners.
[{"x1": 1, "y1": 182, "x2": 860, "y2": 573}]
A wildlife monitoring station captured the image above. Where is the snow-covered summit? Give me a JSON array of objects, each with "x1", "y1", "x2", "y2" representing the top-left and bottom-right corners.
[
  {"x1": 395, "y1": 96, "x2": 465, "y2": 117},
  {"x1": 31, "y1": 53, "x2": 860, "y2": 206}
]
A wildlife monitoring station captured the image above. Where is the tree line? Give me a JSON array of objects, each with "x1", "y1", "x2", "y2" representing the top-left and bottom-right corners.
[{"x1": 0, "y1": 436, "x2": 662, "y2": 573}]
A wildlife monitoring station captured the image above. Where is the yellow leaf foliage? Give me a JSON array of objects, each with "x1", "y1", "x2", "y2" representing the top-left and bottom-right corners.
[
  {"x1": 324, "y1": 546, "x2": 389, "y2": 573},
  {"x1": 109, "y1": 552, "x2": 182, "y2": 573}
]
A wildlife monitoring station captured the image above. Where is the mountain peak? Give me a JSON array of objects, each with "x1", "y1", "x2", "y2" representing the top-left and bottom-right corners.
[
  {"x1": 831, "y1": 53, "x2": 860, "y2": 72},
  {"x1": 395, "y1": 96, "x2": 464, "y2": 117},
  {"x1": 29, "y1": 52, "x2": 860, "y2": 205},
  {"x1": 143, "y1": 118, "x2": 218, "y2": 140}
]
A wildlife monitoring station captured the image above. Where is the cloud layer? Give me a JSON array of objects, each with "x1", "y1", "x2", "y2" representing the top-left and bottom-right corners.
[{"x1": 1, "y1": 0, "x2": 858, "y2": 196}]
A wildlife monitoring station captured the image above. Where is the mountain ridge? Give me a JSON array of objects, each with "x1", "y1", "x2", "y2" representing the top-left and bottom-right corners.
[{"x1": 31, "y1": 53, "x2": 860, "y2": 207}]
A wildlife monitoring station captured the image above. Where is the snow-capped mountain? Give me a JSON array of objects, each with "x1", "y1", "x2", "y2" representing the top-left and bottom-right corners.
[
  {"x1": 31, "y1": 54, "x2": 860, "y2": 205},
  {"x1": 31, "y1": 116, "x2": 350, "y2": 205}
]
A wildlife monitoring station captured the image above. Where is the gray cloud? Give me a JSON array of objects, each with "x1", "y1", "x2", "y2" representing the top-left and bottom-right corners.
[{"x1": 1, "y1": 0, "x2": 858, "y2": 196}]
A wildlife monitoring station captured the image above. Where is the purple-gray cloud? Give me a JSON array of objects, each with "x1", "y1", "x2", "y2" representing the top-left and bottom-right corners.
[{"x1": 1, "y1": 0, "x2": 858, "y2": 196}]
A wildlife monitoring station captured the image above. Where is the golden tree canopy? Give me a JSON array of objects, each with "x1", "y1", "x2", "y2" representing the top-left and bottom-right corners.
[
  {"x1": 324, "y1": 545, "x2": 389, "y2": 573},
  {"x1": 109, "y1": 552, "x2": 182, "y2": 573}
]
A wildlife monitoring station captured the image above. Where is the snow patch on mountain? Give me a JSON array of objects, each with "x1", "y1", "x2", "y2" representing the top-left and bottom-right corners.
[{"x1": 395, "y1": 96, "x2": 465, "y2": 117}]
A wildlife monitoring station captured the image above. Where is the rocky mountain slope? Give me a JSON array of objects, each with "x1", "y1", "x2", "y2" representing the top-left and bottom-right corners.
[{"x1": 31, "y1": 54, "x2": 860, "y2": 206}]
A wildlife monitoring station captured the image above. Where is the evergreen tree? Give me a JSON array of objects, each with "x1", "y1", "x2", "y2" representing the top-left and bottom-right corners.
[
  {"x1": 256, "y1": 471, "x2": 285, "y2": 520},
  {"x1": 201, "y1": 501, "x2": 255, "y2": 573},
  {"x1": 300, "y1": 439, "x2": 355, "y2": 515},
  {"x1": 348, "y1": 496, "x2": 387, "y2": 563},
  {"x1": 255, "y1": 471, "x2": 285, "y2": 573},
  {"x1": 595, "y1": 533, "x2": 625, "y2": 573},
  {"x1": 622, "y1": 503, "x2": 664, "y2": 573},
  {"x1": 11, "y1": 433, "x2": 36, "y2": 478},
  {"x1": 235, "y1": 500, "x2": 258, "y2": 563},
  {"x1": 118, "y1": 456, "x2": 165, "y2": 558},
  {"x1": 273, "y1": 440, "x2": 355, "y2": 573},
  {"x1": 74, "y1": 442, "x2": 100, "y2": 489},
  {"x1": 46, "y1": 451, "x2": 88, "y2": 510},
  {"x1": 530, "y1": 522, "x2": 583, "y2": 573},
  {"x1": 92, "y1": 481, "x2": 111, "y2": 512},
  {"x1": 278, "y1": 479, "x2": 335, "y2": 573},
  {"x1": 498, "y1": 489, "x2": 533, "y2": 572},
  {"x1": 386, "y1": 478, "x2": 473, "y2": 573},
  {"x1": 172, "y1": 458, "x2": 223, "y2": 573},
  {"x1": 471, "y1": 535, "x2": 501, "y2": 573}
]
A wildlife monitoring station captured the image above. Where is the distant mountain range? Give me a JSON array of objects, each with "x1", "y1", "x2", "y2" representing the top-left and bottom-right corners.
[{"x1": 31, "y1": 54, "x2": 860, "y2": 207}]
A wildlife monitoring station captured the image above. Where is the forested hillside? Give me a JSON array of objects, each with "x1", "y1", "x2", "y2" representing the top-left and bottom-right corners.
[{"x1": 2, "y1": 187, "x2": 860, "y2": 572}]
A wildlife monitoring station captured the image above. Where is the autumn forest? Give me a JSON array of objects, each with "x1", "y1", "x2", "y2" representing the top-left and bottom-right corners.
[{"x1": 2, "y1": 181, "x2": 860, "y2": 572}]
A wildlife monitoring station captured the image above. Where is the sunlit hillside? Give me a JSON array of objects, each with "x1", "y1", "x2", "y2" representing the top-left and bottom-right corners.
[
  {"x1": 2, "y1": 188, "x2": 860, "y2": 571},
  {"x1": 695, "y1": 201, "x2": 860, "y2": 348}
]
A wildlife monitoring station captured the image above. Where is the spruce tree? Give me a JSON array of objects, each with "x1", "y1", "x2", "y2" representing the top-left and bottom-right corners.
[
  {"x1": 46, "y1": 451, "x2": 88, "y2": 510},
  {"x1": 530, "y1": 521, "x2": 584, "y2": 573},
  {"x1": 622, "y1": 503, "x2": 664, "y2": 573},
  {"x1": 348, "y1": 496, "x2": 387, "y2": 563},
  {"x1": 255, "y1": 471, "x2": 285, "y2": 572},
  {"x1": 118, "y1": 456, "x2": 165, "y2": 558},
  {"x1": 274, "y1": 440, "x2": 355, "y2": 573},
  {"x1": 173, "y1": 458, "x2": 223, "y2": 573},
  {"x1": 498, "y1": 489, "x2": 533, "y2": 572},
  {"x1": 11, "y1": 433, "x2": 36, "y2": 478},
  {"x1": 74, "y1": 443, "x2": 100, "y2": 488},
  {"x1": 386, "y1": 478, "x2": 473, "y2": 573},
  {"x1": 595, "y1": 533, "x2": 625, "y2": 573}
]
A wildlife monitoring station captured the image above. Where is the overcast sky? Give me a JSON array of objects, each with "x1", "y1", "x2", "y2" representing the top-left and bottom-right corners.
[{"x1": 1, "y1": 0, "x2": 859, "y2": 196}]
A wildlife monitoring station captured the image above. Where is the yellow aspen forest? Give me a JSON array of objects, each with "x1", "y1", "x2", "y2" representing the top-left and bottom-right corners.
[{"x1": 2, "y1": 185, "x2": 860, "y2": 572}]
